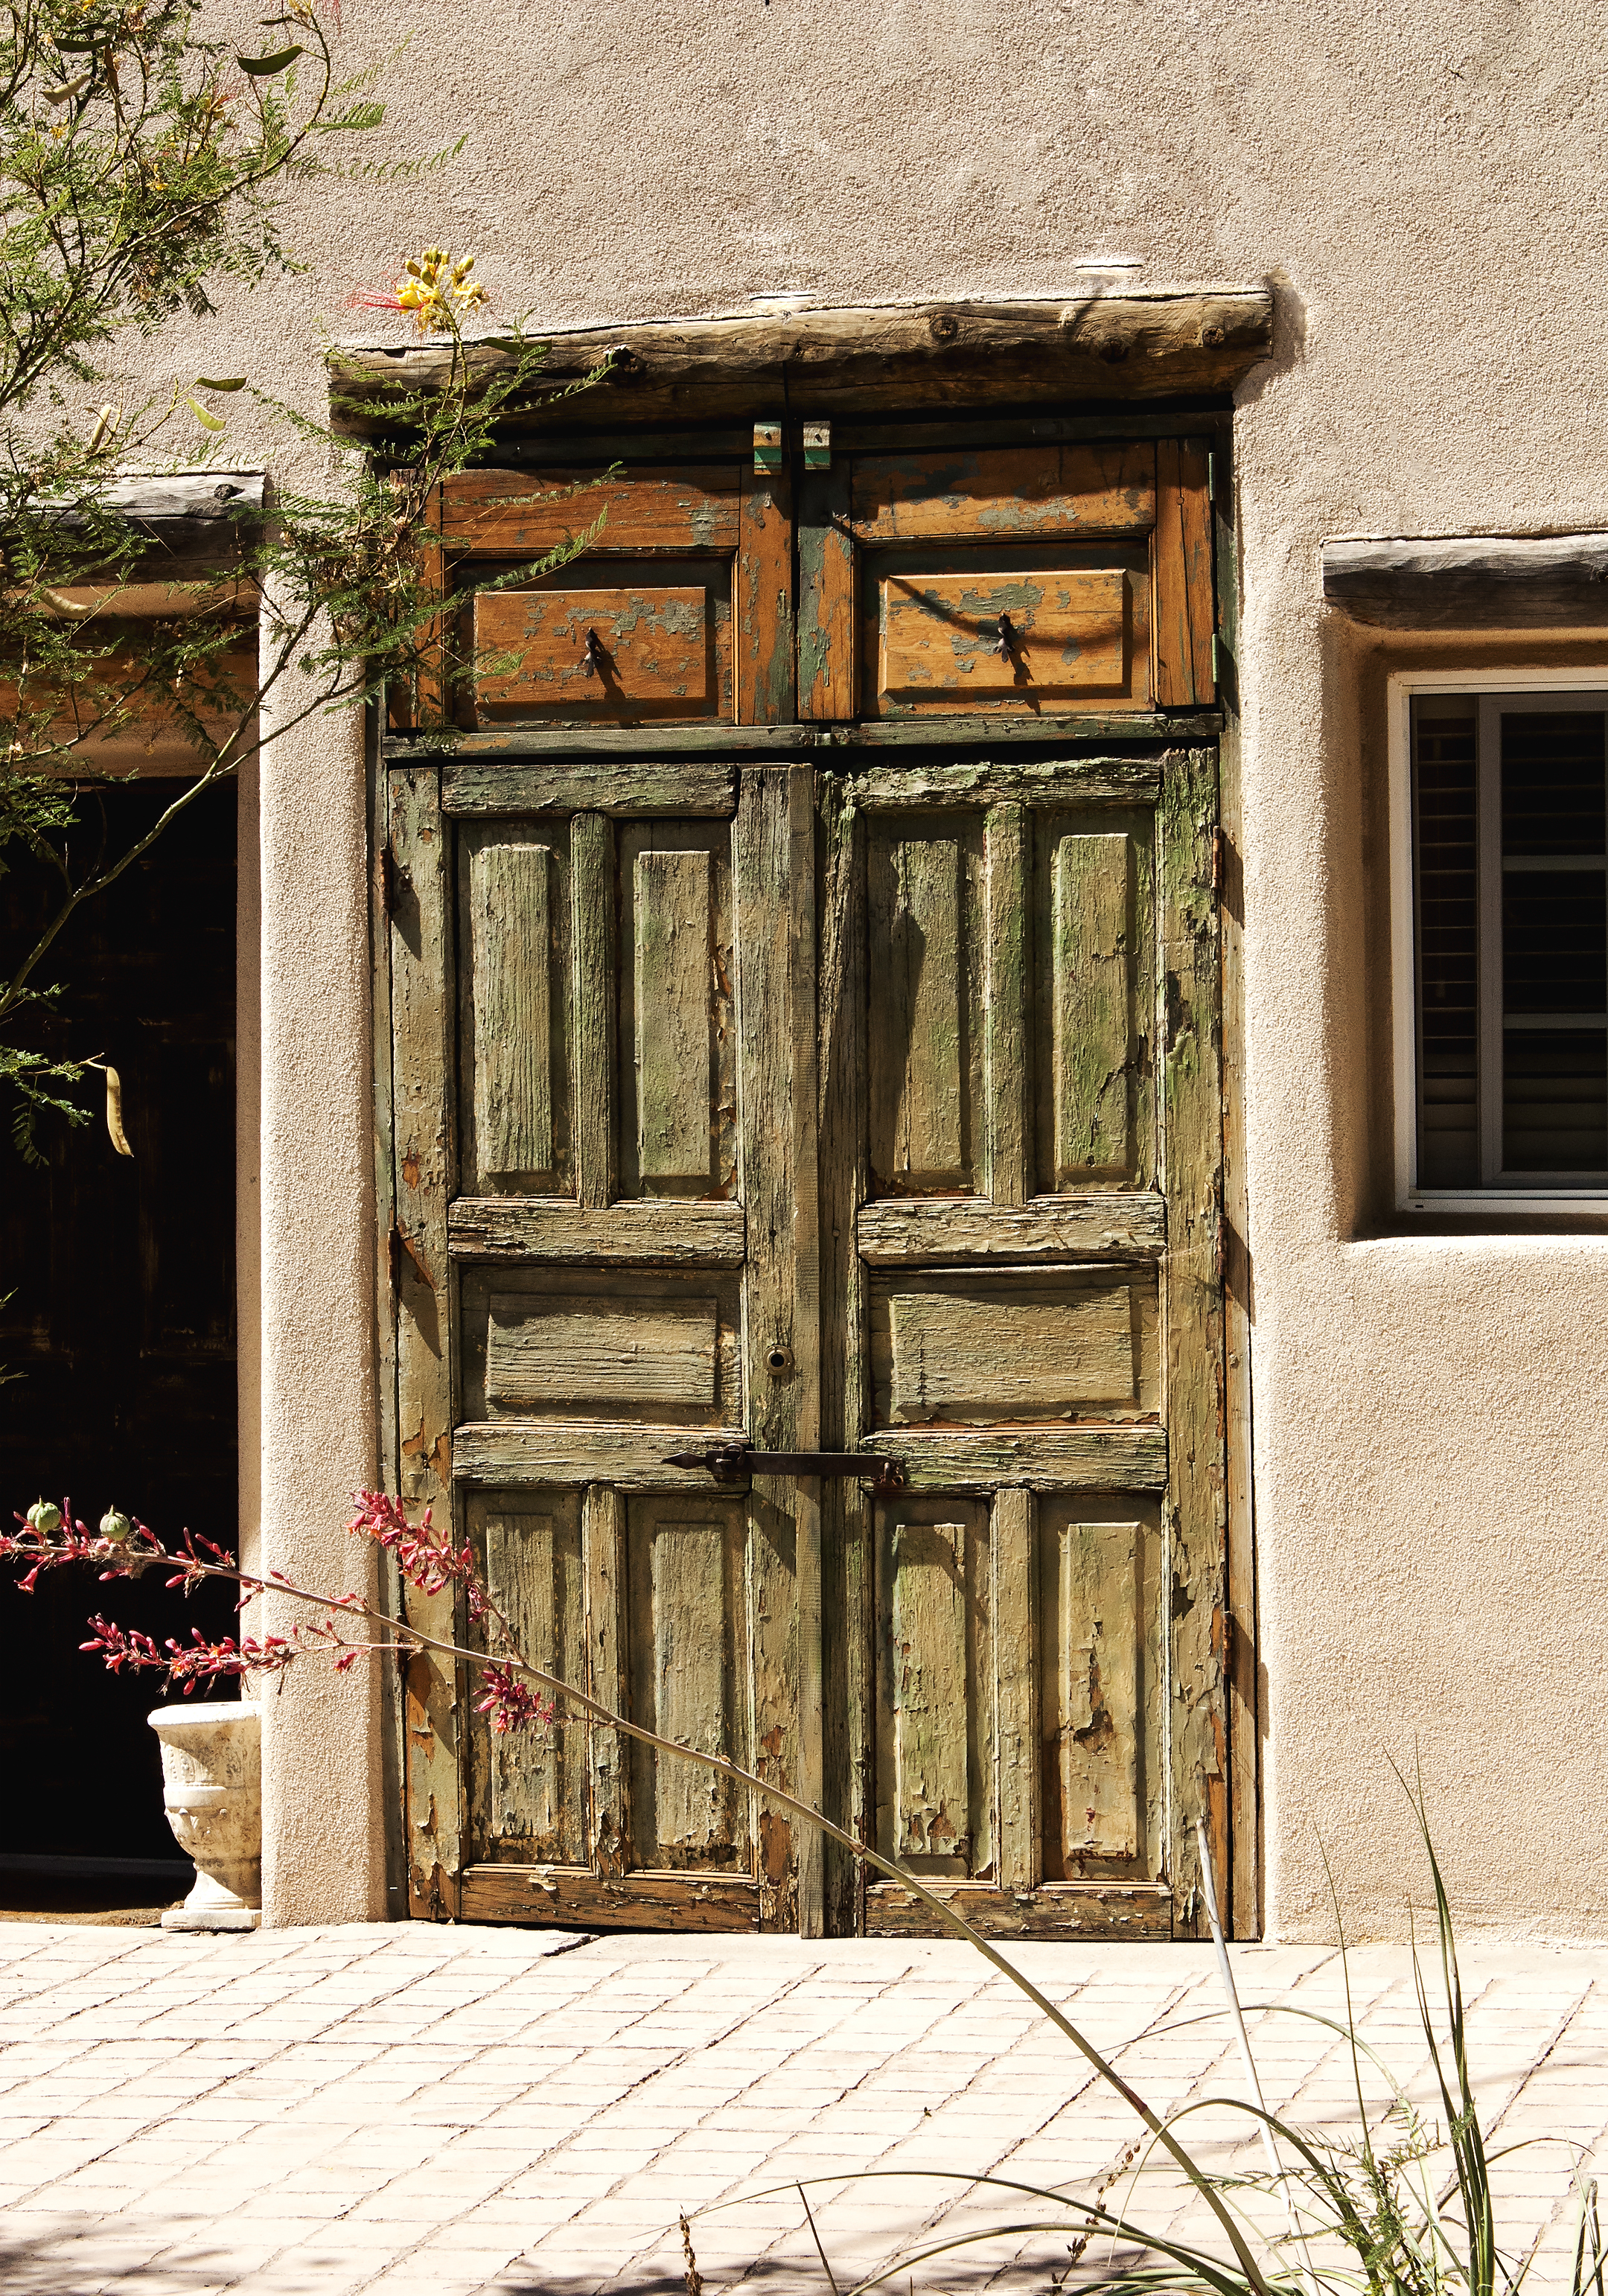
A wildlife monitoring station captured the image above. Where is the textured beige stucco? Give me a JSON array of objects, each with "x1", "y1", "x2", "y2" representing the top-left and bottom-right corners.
[
  {"x1": 254, "y1": 620, "x2": 386, "y2": 1926},
  {"x1": 119, "y1": 0, "x2": 1608, "y2": 1932}
]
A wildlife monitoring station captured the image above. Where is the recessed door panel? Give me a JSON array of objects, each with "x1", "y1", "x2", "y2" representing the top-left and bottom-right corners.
[
  {"x1": 875, "y1": 1499, "x2": 993, "y2": 1878},
  {"x1": 870, "y1": 1270, "x2": 1158, "y2": 1426},
  {"x1": 461, "y1": 1268, "x2": 742, "y2": 1428},
  {"x1": 1038, "y1": 1503, "x2": 1163, "y2": 1880},
  {"x1": 867, "y1": 817, "x2": 985, "y2": 1196},
  {"x1": 619, "y1": 823, "x2": 736, "y2": 1199},
  {"x1": 879, "y1": 567, "x2": 1132, "y2": 709},
  {"x1": 1034, "y1": 811, "x2": 1157, "y2": 1193},
  {"x1": 476, "y1": 584, "x2": 715, "y2": 717},
  {"x1": 626, "y1": 1495, "x2": 751, "y2": 1872},
  {"x1": 459, "y1": 822, "x2": 572, "y2": 1196},
  {"x1": 469, "y1": 1493, "x2": 588, "y2": 1864}
]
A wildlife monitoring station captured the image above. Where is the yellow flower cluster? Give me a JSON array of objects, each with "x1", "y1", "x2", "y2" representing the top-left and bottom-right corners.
[{"x1": 395, "y1": 248, "x2": 488, "y2": 338}]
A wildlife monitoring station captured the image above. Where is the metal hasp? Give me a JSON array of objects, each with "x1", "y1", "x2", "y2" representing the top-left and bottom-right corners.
[{"x1": 665, "y1": 1444, "x2": 907, "y2": 1496}]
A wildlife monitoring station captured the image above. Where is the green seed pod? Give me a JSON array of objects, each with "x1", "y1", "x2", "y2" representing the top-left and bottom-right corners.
[
  {"x1": 99, "y1": 1508, "x2": 132, "y2": 1545},
  {"x1": 25, "y1": 1499, "x2": 61, "y2": 1536}
]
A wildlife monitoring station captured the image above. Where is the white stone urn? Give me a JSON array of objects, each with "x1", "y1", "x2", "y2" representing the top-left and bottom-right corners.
[{"x1": 148, "y1": 1700, "x2": 262, "y2": 1931}]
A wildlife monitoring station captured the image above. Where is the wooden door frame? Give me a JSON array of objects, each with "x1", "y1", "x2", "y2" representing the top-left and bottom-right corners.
[{"x1": 368, "y1": 409, "x2": 1260, "y2": 1939}]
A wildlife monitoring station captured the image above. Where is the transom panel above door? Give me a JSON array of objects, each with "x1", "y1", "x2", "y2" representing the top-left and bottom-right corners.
[{"x1": 390, "y1": 434, "x2": 1216, "y2": 742}]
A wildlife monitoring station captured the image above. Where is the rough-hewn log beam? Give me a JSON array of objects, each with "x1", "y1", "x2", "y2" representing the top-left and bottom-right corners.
[
  {"x1": 328, "y1": 289, "x2": 1275, "y2": 436},
  {"x1": 31, "y1": 471, "x2": 265, "y2": 581},
  {"x1": 1323, "y1": 532, "x2": 1608, "y2": 628}
]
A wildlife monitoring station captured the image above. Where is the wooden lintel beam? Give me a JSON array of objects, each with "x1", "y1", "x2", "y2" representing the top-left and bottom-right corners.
[
  {"x1": 25, "y1": 471, "x2": 267, "y2": 584},
  {"x1": 329, "y1": 290, "x2": 1275, "y2": 437},
  {"x1": 1323, "y1": 532, "x2": 1608, "y2": 629}
]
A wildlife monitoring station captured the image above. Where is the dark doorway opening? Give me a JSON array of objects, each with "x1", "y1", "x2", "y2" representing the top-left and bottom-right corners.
[{"x1": 0, "y1": 777, "x2": 238, "y2": 1869}]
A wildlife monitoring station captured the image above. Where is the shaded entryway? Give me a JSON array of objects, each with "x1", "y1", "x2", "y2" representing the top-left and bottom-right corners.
[{"x1": 0, "y1": 777, "x2": 239, "y2": 1870}]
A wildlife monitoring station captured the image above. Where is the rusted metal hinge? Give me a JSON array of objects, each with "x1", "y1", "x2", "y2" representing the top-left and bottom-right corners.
[{"x1": 389, "y1": 1220, "x2": 437, "y2": 1295}]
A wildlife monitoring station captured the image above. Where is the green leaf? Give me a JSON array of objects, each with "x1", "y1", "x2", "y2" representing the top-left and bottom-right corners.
[
  {"x1": 314, "y1": 101, "x2": 386, "y2": 133},
  {"x1": 185, "y1": 396, "x2": 227, "y2": 433},
  {"x1": 194, "y1": 377, "x2": 247, "y2": 392},
  {"x1": 237, "y1": 45, "x2": 304, "y2": 74}
]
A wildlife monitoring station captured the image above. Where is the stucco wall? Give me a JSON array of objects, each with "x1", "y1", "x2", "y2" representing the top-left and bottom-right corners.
[{"x1": 124, "y1": 0, "x2": 1608, "y2": 1933}]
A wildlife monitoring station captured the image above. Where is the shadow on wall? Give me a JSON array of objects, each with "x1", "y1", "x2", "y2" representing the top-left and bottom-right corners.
[{"x1": 1235, "y1": 267, "x2": 1309, "y2": 408}]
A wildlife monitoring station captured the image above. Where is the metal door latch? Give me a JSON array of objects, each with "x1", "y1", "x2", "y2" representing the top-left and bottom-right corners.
[
  {"x1": 581, "y1": 628, "x2": 606, "y2": 677},
  {"x1": 664, "y1": 1444, "x2": 906, "y2": 1496},
  {"x1": 994, "y1": 611, "x2": 1018, "y2": 662}
]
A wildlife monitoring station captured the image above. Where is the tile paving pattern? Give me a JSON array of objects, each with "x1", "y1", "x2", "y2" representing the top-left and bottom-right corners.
[{"x1": 0, "y1": 1923, "x2": 1604, "y2": 2294}]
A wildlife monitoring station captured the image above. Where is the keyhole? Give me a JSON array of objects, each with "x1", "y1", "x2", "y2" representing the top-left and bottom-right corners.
[{"x1": 766, "y1": 1345, "x2": 791, "y2": 1377}]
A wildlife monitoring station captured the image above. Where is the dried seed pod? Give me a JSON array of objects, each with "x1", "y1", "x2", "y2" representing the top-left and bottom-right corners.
[
  {"x1": 26, "y1": 1499, "x2": 61, "y2": 1535},
  {"x1": 99, "y1": 1508, "x2": 132, "y2": 1545},
  {"x1": 103, "y1": 1066, "x2": 133, "y2": 1158}
]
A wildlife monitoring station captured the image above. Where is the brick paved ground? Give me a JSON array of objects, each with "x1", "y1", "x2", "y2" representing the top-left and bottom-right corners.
[{"x1": 0, "y1": 1922, "x2": 1604, "y2": 2295}]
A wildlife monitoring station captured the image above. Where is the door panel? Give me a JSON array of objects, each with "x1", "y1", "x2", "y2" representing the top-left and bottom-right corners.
[
  {"x1": 866, "y1": 816, "x2": 986, "y2": 1194},
  {"x1": 1034, "y1": 810, "x2": 1157, "y2": 1191},
  {"x1": 458, "y1": 820, "x2": 572, "y2": 1194},
  {"x1": 616, "y1": 822, "x2": 736, "y2": 1199},
  {"x1": 864, "y1": 550, "x2": 1149, "y2": 718},
  {"x1": 392, "y1": 761, "x2": 817, "y2": 1932},
  {"x1": 875, "y1": 1498, "x2": 993, "y2": 1878},
  {"x1": 818, "y1": 750, "x2": 1223, "y2": 1941}
]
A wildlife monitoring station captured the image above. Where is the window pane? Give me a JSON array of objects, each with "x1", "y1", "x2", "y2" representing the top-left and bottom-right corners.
[
  {"x1": 1500, "y1": 709, "x2": 1608, "y2": 1176},
  {"x1": 1412, "y1": 708, "x2": 1478, "y2": 1188},
  {"x1": 1503, "y1": 1029, "x2": 1608, "y2": 1172},
  {"x1": 1501, "y1": 712, "x2": 1606, "y2": 855},
  {"x1": 1502, "y1": 873, "x2": 1607, "y2": 1015}
]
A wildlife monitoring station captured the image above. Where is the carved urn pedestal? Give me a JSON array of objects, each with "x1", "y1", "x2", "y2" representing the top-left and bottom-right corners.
[{"x1": 148, "y1": 1700, "x2": 262, "y2": 1931}]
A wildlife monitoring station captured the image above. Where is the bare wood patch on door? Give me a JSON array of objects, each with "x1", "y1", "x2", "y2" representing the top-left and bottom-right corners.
[
  {"x1": 871, "y1": 1271, "x2": 1158, "y2": 1425},
  {"x1": 626, "y1": 1495, "x2": 752, "y2": 1872},
  {"x1": 876, "y1": 1499, "x2": 994, "y2": 1877},
  {"x1": 867, "y1": 817, "x2": 984, "y2": 1195}
]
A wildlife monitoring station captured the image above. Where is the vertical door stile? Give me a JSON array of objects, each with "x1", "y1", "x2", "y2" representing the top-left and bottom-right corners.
[
  {"x1": 584, "y1": 1484, "x2": 628, "y2": 1878},
  {"x1": 389, "y1": 763, "x2": 462, "y2": 1919},
  {"x1": 799, "y1": 459, "x2": 855, "y2": 723},
  {"x1": 570, "y1": 811, "x2": 617, "y2": 1210},
  {"x1": 992, "y1": 1485, "x2": 1039, "y2": 1892},
  {"x1": 817, "y1": 776, "x2": 871, "y2": 1933},
  {"x1": 735, "y1": 767, "x2": 822, "y2": 1933},
  {"x1": 738, "y1": 467, "x2": 797, "y2": 726},
  {"x1": 984, "y1": 803, "x2": 1030, "y2": 1209},
  {"x1": 1160, "y1": 744, "x2": 1228, "y2": 1934}
]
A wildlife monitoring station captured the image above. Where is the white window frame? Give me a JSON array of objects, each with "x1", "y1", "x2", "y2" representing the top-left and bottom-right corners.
[{"x1": 1390, "y1": 664, "x2": 1608, "y2": 1211}]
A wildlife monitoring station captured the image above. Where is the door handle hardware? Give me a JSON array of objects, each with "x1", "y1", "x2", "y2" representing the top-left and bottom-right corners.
[
  {"x1": 581, "y1": 628, "x2": 606, "y2": 677},
  {"x1": 664, "y1": 1444, "x2": 906, "y2": 1496},
  {"x1": 994, "y1": 611, "x2": 1018, "y2": 662}
]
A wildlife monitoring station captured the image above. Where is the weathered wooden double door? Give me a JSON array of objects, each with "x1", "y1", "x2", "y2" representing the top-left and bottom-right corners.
[{"x1": 386, "y1": 434, "x2": 1226, "y2": 1939}]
